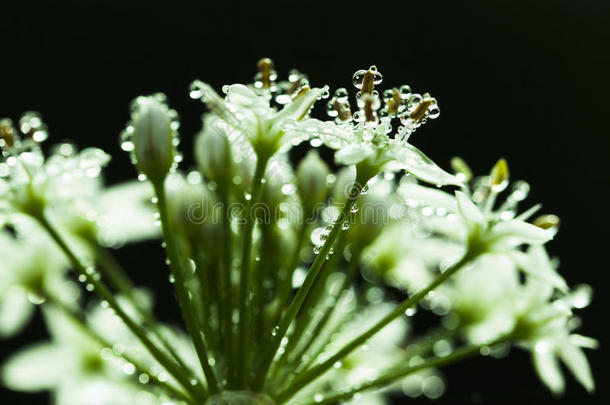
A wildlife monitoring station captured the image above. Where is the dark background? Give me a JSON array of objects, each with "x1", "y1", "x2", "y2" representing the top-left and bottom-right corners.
[{"x1": 1, "y1": 0, "x2": 608, "y2": 404}]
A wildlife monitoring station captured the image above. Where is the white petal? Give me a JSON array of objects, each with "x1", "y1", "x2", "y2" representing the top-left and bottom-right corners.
[
  {"x1": 455, "y1": 191, "x2": 485, "y2": 227},
  {"x1": 2, "y1": 343, "x2": 70, "y2": 391},
  {"x1": 336, "y1": 144, "x2": 374, "y2": 165},
  {"x1": 387, "y1": 143, "x2": 462, "y2": 186},
  {"x1": 0, "y1": 287, "x2": 34, "y2": 338},
  {"x1": 491, "y1": 220, "x2": 553, "y2": 248},
  {"x1": 533, "y1": 347, "x2": 565, "y2": 394},
  {"x1": 398, "y1": 182, "x2": 457, "y2": 213},
  {"x1": 510, "y1": 247, "x2": 568, "y2": 292},
  {"x1": 96, "y1": 181, "x2": 160, "y2": 246},
  {"x1": 274, "y1": 87, "x2": 326, "y2": 123},
  {"x1": 558, "y1": 338, "x2": 595, "y2": 393}
]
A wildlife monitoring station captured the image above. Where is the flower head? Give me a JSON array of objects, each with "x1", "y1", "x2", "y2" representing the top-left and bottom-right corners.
[{"x1": 190, "y1": 58, "x2": 328, "y2": 158}]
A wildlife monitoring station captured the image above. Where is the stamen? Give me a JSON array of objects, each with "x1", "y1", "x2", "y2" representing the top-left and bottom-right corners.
[
  {"x1": 360, "y1": 69, "x2": 375, "y2": 95},
  {"x1": 409, "y1": 98, "x2": 436, "y2": 123},
  {"x1": 257, "y1": 58, "x2": 274, "y2": 89},
  {"x1": 385, "y1": 89, "x2": 402, "y2": 115},
  {"x1": 363, "y1": 96, "x2": 376, "y2": 122},
  {"x1": 333, "y1": 99, "x2": 352, "y2": 121},
  {"x1": 293, "y1": 85, "x2": 311, "y2": 100},
  {"x1": 450, "y1": 156, "x2": 473, "y2": 182},
  {"x1": 533, "y1": 214, "x2": 560, "y2": 230},
  {"x1": 0, "y1": 119, "x2": 16, "y2": 149},
  {"x1": 489, "y1": 158, "x2": 509, "y2": 192}
]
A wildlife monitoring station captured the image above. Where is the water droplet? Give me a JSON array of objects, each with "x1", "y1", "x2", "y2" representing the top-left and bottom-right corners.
[
  {"x1": 350, "y1": 203, "x2": 359, "y2": 213},
  {"x1": 341, "y1": 221, "x2": 350, "y2": 230},
  {"x1": 138, "y1": 373, "x2": 150, "y2": 384},
  {"x1": 271, "y1": 325, "x2": 280, "y2": 336},
  {"x1": 168, "y1": 274, "x2": 175, "y2": 283},
  {"x1": 361, "y1": 184, "x2": 369, "y2": 194},
  {"x1": 314, "y1": 393, "x2": 324, "y2": 403},
  {"x1": 405, "y1": 307, "x2": 417, "y2": 316}
]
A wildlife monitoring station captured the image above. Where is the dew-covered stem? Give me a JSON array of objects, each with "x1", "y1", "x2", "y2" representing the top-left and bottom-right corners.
[
  {"x1": 253, "y1": 178, "x2": 365, "y2": 391},
  {"x1": 153, "y1": 181, "x2": 221, "y2": 395},
  {"x1": 294, "y1": 335, "x2": 510, "y2": 405},
  {"x1": 237, "y1": 154, "x2": 270, "y2": 386},
  {"x1": 275, "y1": 250, "x2": 477, "y2": 401},
  {"x1": 33, "y1": 212, "x2": 205, "y2": 401}
]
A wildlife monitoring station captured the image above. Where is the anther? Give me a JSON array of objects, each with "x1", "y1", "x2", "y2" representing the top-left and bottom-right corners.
[
  {"x1": 490, "y1": 158, "x2": 509, "y2": 191},
  {"x1": 363, "y1": 95, "x2": 376, "y2": 122},
  {"x1": 0, "y1": 119, "x2": 16, "y2": 149},
  {"x1": 385, "y1": 89, "x2": 402, "y2": 115},
  {"x1": 257, "y1": 58, "x2": 274, "y2": 89},
  {"x1": 533, "y1": 214, "x2": 560, "y2": 230},
  {"x1": 409, "y1": 98, "x2": 436, "y2": 123},
  {"x1": 450, "y1": 156, "x2": 473, "y2": 182},
  {"x1": 360, "y1": 69, "x2": 376, "y2": 95},
  {"x1": 332, "y1": 100, "x2": 352, "y2": 121},
  {"x1": 293, "y1": 85, "x2": 311, "y2": 100}
]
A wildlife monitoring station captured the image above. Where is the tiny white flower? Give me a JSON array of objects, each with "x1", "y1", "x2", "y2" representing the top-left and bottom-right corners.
[
  {"x1": 190, "y1": 61, "x2": 327, "y2": 158},
  {"x1": 513, "y1": 282, "x2": 597, "y2": 394}
]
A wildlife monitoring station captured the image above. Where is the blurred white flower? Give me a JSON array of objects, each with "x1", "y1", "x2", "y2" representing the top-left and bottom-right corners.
[
  {"x1": 1, "y1": 306, "x2": 166, "y2": 405},
  {"x1": 513, "y1": 282, "x2": 596, "y2": 394}
]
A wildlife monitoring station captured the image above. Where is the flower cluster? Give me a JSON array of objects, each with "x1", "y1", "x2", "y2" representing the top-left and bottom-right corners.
[{"x1": 0, "y1": 60, "x2": 595, "y2": 405}]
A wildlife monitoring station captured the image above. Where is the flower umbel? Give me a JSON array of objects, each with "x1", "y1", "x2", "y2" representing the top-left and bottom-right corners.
[{"x1": 0, "y1": 60, "x2": 596, "y2": 405}]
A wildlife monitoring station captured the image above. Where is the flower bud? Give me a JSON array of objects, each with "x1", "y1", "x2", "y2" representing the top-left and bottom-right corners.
[
  {"x1": 195, "y1": 116, "x2": 232, "y2": 186},
  {"x1": 123, "y1": 94, "x2": 178, "y2": 184},
  {"x1": 296, "y1": 150, "x2": 329, "y2": 213}
]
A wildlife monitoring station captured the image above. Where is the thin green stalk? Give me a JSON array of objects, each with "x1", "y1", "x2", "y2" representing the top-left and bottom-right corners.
[
  {"x1": 193, "y1": 253, "x2": 220, "y2": 353},
  {"x1": 293, "y1": 335, "x2": 511, "y2": 405},
  {"x1": 284, "y1": 248, "x2": 359, "y2": 374},
  {"x1": 34, "y1": 213, "x2": 205, "y2": 401},
  {"x1": 219, "y1": 189, "x2": 236, "y2": 387},
  {"x1": 237, "y1": 155, "x2": 269, "y2": 386},
  {"x1": 274, "y1": 251, "x2": 477, "y2": 401},
  {"x1": 153, "y1": 181, "x2": 221, "y2": 395},
  {"x1": 48, "y1": 296, "x2": 196, "y2": 405},
  {"x1": 253, "y1": 180, "x2": 364, "y2": 391},
  {"x1": 271, "y1": 221, "x2": 308, "y2": 329}
]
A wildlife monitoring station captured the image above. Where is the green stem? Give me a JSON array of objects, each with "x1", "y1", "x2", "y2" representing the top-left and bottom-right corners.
[
  {"x1": 48, "y1": 296, "x2": 196, "y2": 405},
  {"x1": 253, "y1": 179, "x2": 364, "y2": 391},
  {"x1": 237, "y1": 155, "x2": 269, "y2": 387},
  {"x1": 285, "y1": 247, "x2": 359, "y2": 374},
  {"x1": 274, "y1": 251, "x2": 477, "y2": 401},
  {"x1": 219, "y1": 189, "x2": 236, "y2": 387},
  {"x1": 153, "y1": 181, "x2": 221, "y2": 395},
  {"x1": 294, "y1": 334, "x2": 510, "y2": 405},
  {"x1": 34, "y1": 213, "x2": 205, "y2": 401}
]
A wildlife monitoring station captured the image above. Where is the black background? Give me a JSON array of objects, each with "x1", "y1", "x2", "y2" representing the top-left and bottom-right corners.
[{"x1": 1, "y1": 0, "x2": 608, "y2": 404}]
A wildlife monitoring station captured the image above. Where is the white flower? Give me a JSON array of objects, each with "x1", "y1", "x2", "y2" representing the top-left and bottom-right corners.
[
  {"x1": 397, "y1": 159, "x2": 565, "y2": 290},
  {"x1": 0, "y1": 217, "x2": 78, "y2": 338},
  {"x1": 301, "y1": 66, "x2": 460, "y2": 186},
  {"x1": 513, "y1": 282, "x2": 597, "y2": 394},
  {"x1": 190, "y1": 71, "x2": 327, "y2": 157},
  {"x1": 1, "y1": 307, "x2": 165, "y2": 405}
]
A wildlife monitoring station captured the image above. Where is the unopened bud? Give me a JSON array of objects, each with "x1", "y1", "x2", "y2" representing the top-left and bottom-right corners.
[
  {"x1": 126, "y1": 94, "x2": 178, "y2": 184},
  {"x1": 195, "y1": 116, "x2": 232, "y2": 186},
  {"x1": 297, "y1": 150, "x2": 330, "y2": 211}
]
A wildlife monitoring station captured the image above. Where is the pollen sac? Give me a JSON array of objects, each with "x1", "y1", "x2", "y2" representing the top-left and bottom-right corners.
[
  {"x1": 254, "y1": 58, "x2": 278, "y2": 93},
  {"x1": 326, "y1": 88, "x2": 352, "y2": 123}
]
